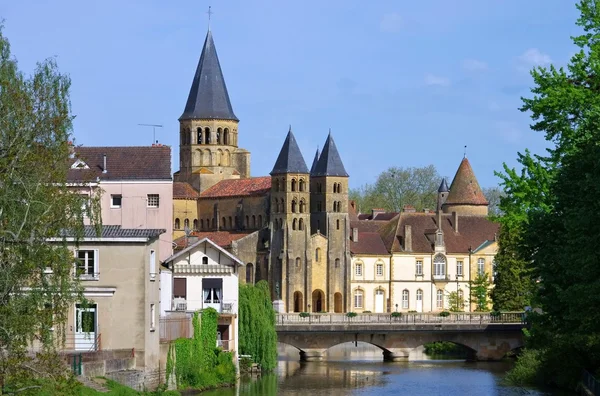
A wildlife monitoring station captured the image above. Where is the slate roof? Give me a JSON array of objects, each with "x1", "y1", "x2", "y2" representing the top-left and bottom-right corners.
[
  {"x1": 173, "y1": 182, "x2": 200, "y2": 199},
  {"x1": 60, "y1": 225, "x2": 165, "y2": 239},
  {"x1": 270, "y1": 130, "x2": 309, "y2": 175},
  {"x1": 67, "y1": 146, "x2": 171, "y2": 182},
  {"x1": 173, "y1": 231, "x2": 252, "y2": 250},
  {"x1": 350, "y1": 232, "x2": 389, "y2": 255},
  {"x1": 309, "y1": 148, "x2": 320, "y2": 175},
  {"x1": 199, "y1": 176, "x2": 271, "y2": 198},
  {"x1": 444, "y1": 158, "x2": 488, "y2": 206},
  {"x1": 180, "y1": 30, "x2": 238, "y2": 121},
  {"x1": 311, "y1": 133, "x2": 348, "y2": 177},
  {"x1": 438, "y1": 178, "x2": 449, "y2": 193}
]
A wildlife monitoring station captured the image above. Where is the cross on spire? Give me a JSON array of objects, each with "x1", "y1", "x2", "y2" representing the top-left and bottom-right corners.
[
  {"x1": 207, "y1": 6, "x2": 213, "y2": 30},
  {"x1": 464, "y1": 145, "x2": 467, "y2": 158}
]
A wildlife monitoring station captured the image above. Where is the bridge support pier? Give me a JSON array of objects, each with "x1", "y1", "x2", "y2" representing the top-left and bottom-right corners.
[
  {"x1": 300, "y1": 349, "x2": 326, "y2": 362},
  {"x1": 383, "y1": 349, "x2": 410, "y2": 362}
]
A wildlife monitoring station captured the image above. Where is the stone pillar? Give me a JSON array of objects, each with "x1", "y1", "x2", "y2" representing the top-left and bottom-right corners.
[
  {"x1": 382, "y1": 348, "x2": 410, "y2": 362},
  {"x1": 300, "y1": 349, "x2": 326, "y2": 362}
]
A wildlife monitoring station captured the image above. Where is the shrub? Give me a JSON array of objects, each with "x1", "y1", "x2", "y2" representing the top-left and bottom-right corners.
[
  {"x1": 299, "y1": 312, "x2": 310, "y2": 318},
  {"x1": 346, "y1": 312, "x2": 357, "y2": 318},
  {"x1": 490, "y1": 310, "x2": 501, "y2": 317},
  {"x1": 363, "y1": 310, "x2": 372, "y2": 313},
  {"x1": 408, "y1": 310, "x2": 417, "y2": 313},
  {"x1": 505, "y1": 349, "x2": 544, "y2": 386},
  {"x1": 391, "y1": 312, "x2": 402, "y2": 318},
  {"x1": 439, "y1": 311, "x2": 450, "y2": 317}
]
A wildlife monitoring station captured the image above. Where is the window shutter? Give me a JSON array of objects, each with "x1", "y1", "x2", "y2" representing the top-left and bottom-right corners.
[{"x1": 174, "y1": 278, "x2": 187, "y2": 299}]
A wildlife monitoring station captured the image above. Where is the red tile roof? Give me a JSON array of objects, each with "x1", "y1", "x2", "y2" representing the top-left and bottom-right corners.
[
  {"x1": 68, "y1": 146, "x2": 171, "y2": 182},
  {"x1": 199, "y1": 177, "x2": 271, "y2": 198},
  {"x1": 173, "y1": 231, "x2": 252, "y2": 250},
  {"x1": 173, "y1": 182, "x2": 199, "y2": 199},
  {"x1": 350, "y1": 232, "x2": 389, "y2": 255},
  {"x1": 444, "y1": 158, "x2": 488, "y2": 206}
]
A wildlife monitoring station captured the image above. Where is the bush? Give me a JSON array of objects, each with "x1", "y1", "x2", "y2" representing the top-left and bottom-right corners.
[
  {"x1": 408, "y1": 310, "x2": 417, "y2": 313},
  {"x1": 505, "y1": 349, "x2": 544, "y2": 386},
  {"x1": 346, "y1": 312, "x2": 357, "y2": 318},
  {"x1": 490, "y1": 310, "x2": 501, "y2": 317},
  {"x1": 439, "y1": 311, "x2": 450, "y2": 317},
  {"x1": 299, "y1": 312, "x2": 310, "y2": 318},
  {"x1": 363, "y1": 310, "x2": 372, "y2": 313},
  {"x1": 391, "y1": 312, "x2": 402, "y2": 318}
]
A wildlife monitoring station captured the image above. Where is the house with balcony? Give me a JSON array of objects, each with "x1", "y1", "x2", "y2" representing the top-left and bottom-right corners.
[{"x1": 162, "y1": 237, "x2": 244, "y2": 358}]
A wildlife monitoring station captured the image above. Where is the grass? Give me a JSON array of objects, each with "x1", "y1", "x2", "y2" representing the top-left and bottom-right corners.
[{"x1": 80, "y1": 378, "x2": 180, "y2": 396}]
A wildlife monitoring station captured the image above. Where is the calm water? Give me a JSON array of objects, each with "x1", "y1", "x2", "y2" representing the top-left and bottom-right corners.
[{"x1": 200, "y1": 343, "x2": 572, "y2": 396}]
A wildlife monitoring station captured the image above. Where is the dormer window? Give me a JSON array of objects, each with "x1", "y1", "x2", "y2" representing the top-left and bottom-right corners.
[
  {"x1": 202, "y1": 256, "x2": 209, "y2": 265},
  {"x1": 71, "y1": 159, "x2": 89, "y2": 169}
]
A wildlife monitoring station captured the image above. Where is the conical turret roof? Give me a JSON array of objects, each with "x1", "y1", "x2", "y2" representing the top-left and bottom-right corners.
[
  {"x1": 438, "y1": 178, "x2": 449, "y2": 193},
  {"x1": 311, "y1": 132, "x2": 348, "y2": 177},
  {"x1": 310, "y1": 148, "x2": 320, "y2": 175},
  {"x1": 444, "y1": 158, "x2": 488, "y2": 206},
  {"x1": 270, "y1": 129, "x2": 309, "y2": 175},
  {"x1": 180, "y1": 30, "x2": 238, "y2": 121}
]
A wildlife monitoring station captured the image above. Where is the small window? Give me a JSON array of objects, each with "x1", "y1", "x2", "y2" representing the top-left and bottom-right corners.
[
  {"x1": 376, "y1": 263, "x2": 384, "y2": 276},
  {"x1": 336, "y1": 219, "x2": 340, "y2": 230},
  {"x1": 315, "y1": 248, "x2": 320, "y2": 262},
  {"x1": 147, "y1": 194, "x2": 159, "y2": 208},
  {"x1": 175, "y1": 218, "x2": 180, "y2": 230},
  {"x1": 202, "y1": 256, "x2": 209, "y2": 265},
  {"x1": 184, "y1": 219, "x2": 189, "y2": 229},
  {"x1": 299, "y1": 218, "x2": 304, "y2": 231},
  {"x1": 292, "y1": 218, "x2": 297, "y2": 230},
  {"x1": 477, "y1": 258, "x2": 485, "y2": 276},
  {"x1": 150, "y1": 304, "x2": 156, "y2": 329},
  {"x1": 149, "y1": 249, "x2": 156, "y2": 280},
  {"x1": 299, "y1": 179, "x2": 305, "y2": 192},
  {"x1": 200, "y1": 219, "x2": 204, "y2": 230},
  {"x1": 416, "y1": 260, "x2": 423, "y2": 276},
  {"x1": 354, "y1": 290, "x2": 364, "y2": 309},
  {"x1": 402, "y1": 289, "x2": 409, "y2": 309},
  {"x1": 296, "y1": 257, "x2": 301, "y2": 268},
  {"x1": 193, "y1": 219, "x2": 198, "y2": 230},
  {"x1": 355, "y1": 263, "x2": 363, "y2": 276},
  {"x1": 76, "y1": 250, "x2": 98, "y2": 280},
  {"x1": 111, "y1": 194, "x2": 122, "y2": 208},
  {"x1": 335, "y1": 258, "x2": 340, "y2": 268},
  {"x1": 436, "y1": 289, "x2": 444, "y2": 309},
  {"x1": 291, "y1": 179, "x2": 297, "y2": 192},
  {"x1": 457, "y1": 260, "x2": 463, "y2": 276}
]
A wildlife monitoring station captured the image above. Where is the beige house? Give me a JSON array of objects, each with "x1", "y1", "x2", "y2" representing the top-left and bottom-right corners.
[
  {"x1": 350, "y1": 157, "x2": 498, "y2": 313},
  {"x1": 52, "y1": 225, "x2": 164, "y2": 370}
]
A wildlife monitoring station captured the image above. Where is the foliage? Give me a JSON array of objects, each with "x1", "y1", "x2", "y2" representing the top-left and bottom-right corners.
[
  {"x1": 349, "y1": 165, "x2": 441, "y2": 213},
  {"x1": 391, "y1": 312, "x2": 402, "y2": 318},
  {"x1": 346, "y1": 312, "x2": 357, "y2": 318},
  {"x1": 438, "y1": 311, "x2": 450, "y2": 317},
  {"x1": 423, "y1": 342, "x2": 469, "y2": 357},
  {"x1": 363, "y1": 310, "x2": 372, "y2": 313},
  {"x1": 299, "y1": 312, "x2": 310, "y2": 318},
  {"x1": 0, "y1": 26, "x2": 102, "y2": 392},
  {"x1": 238, "y1": 374, "x2": 278, "y2": 396},
  {"x1": 239, "y1": 280, "x2": 278, "y2": 371},
  {"x1": 79, "y1": 378, "x2": 180, "y2": 395},
  {"x1": 169, "y1": 311, "x2": 236, "y2": 391},
  {"x1": 469, "y1": 273, "x2": 491, "y2": 312},
  {"x1": 504, "y1": 349, "x2": 544, "y2": 386},
  {"x1": 482, "y1": 187, "x2": 504, "y2": 217},
  {"x1": 446, "y1": 291, "x2": 465, "y2": 312}
]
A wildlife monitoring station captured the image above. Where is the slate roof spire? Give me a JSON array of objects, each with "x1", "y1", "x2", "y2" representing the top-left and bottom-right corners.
[
  {"x1": 180, "y1": 30, "x2": 238, "y2": 121},
  {"x1": 444, "y1": 158, "x2": 488, "y2": 206},
  {"x1": 270, "y1": 127, "x2": 309, "y2": 175},
  {"x1": 438, "y1": 178, "x2": 449, "y2": 193},
  {"x1": 310, "y1": 147, "x2": 320, "y2": 175},
  {"x1": 311, "y1": 131, "x2": 348, "y2": 177}
]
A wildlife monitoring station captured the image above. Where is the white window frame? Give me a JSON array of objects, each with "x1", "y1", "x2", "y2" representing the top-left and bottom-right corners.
[
  {"x1": 354, "y1": 290, "x2": 363, "y2": 309},
  {"x1": 436, "y1": 289, "x2": 444, "y2": 309},
  {"x1": 416, "y1": 259, "x2": 423, "y2": 276},
  {"x1": 147, "y1": 194, "x2": 159, "y2": 208},
  {"x1": 355, "y1": 263, "x2": 363, "y2": 277},
  {"x1": 376, "y1": 263, "x2": 384, "y2": 277},
  {"x1": 75, "y1": 249, "x2": 99, "y2": 280},
  {"x1": 402, "y1": 289, "x2": 409, "y2": 309},
  {"x1": 149, "y1": 249, "x2": 156, "y2": 280},
  {"x1": 457, "y1": 260, "x2": 463, "y2": 276},
  {"x1": 433, "y1": 254, "x2": 446, "y2": 280},
  {"x1": 110, "y1": 194, "x2": 122, "y2": 209},
  {"x1": 477, "y1": 258, "x2": 485, "y2": 276}
]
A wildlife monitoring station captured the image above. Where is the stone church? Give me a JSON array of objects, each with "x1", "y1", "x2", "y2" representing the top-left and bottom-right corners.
[{"x1": 173, "y1": 29, "x2": 351, "y2": 313}]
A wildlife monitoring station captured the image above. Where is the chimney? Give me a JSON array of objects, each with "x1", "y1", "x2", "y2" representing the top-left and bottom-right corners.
[
  {"x1": 452, "y1": 211, "x2": 459, "y2": 232},
  {"x1": 352, "y1": 227, "x2": 358, "y2": 242},
  {"x1": 102, "y1": 154, "x2": 107, "y2": 174},
  {"x1": 404, "y1": 225, "x2": 412, "y2": 252},
  {"x1": 403, "y1": 205, "x2": 416, "y2": 213},
  {"x1": 423, "y1": 208, "x2": 431, "y2": 214}
]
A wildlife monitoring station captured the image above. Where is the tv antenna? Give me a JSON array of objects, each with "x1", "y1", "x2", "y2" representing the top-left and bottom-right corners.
[{"x1": 138, "y1": 124, "x2": 163, "y2": 144}]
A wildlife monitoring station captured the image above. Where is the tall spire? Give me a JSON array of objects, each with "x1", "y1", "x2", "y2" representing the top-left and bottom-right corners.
[
  {"x1": 438, "y1": 178, "x2": 449, "y2": 193},
  {"x1": 444, "y1": 158, "x2": 488, "y2": 206},
  {"x1": 312, "y1": 132, "x2": 348, "y2": 177},
  {"x1": 270, "y1": 128, "x2": 309, "y2": 175},
  {"x1": 310, "y1": 147, "x2": 320, "y2": 175},
  {"x1": 180, "y1": 30, "x2": 238, "y2": 121}
]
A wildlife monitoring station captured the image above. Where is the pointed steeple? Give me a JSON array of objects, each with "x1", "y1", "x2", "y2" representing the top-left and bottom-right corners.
[
  {"x1": 180, "y1": 30, "x2": 238, "y2": 121},
  {"x1": 270, "y1": 128, "x2": 309, "y2": 175},
  {"x1": 438, "y1": 178, "x2": 449, "y2": 193},
  {"x1": 444, "y1": 158, "x2": 488, "y2": 206},
  {"x1": 310, "y1": 147, "x2": 320, "y2": 175},
  {"x1": 312, "y1": 132, "x2": 348, "y2": 177}
]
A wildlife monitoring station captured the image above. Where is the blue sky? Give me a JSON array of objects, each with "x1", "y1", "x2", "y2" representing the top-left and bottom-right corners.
[{"x1": 2, "y1": 1, "x2": 581, "y2": 189}]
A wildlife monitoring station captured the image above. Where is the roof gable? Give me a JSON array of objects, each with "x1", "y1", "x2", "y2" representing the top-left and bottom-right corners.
[{"x1": 165, "y1": 237, "x2": 244, "y2": 266}]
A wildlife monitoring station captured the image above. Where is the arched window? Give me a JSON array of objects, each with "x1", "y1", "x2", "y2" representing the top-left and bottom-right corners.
[
  {"x1": 207, "y1": 218, "x2": 210, "y2": 229},
  {"x1": 336, "y1": 219, "x2": 340, "y2": 230},
  {"x1": 300, "y1": 179, "x2": 305, "y2": 192},
  {"x1": 315, "y1": 248, "x2": 321, "y2": 262},
  {"x1": 291, "y1": 179, "x2": 297, "y2": 192},
  {"x1": 184, "y1": 218, "x2": 190, "y2": 229},
  {"x1": 299, "y1": 199, "x2": 306, "y2": 213},
  {"x1": 202, "y1": 256, "x2": 209, "y2": 265},
  {"x1": 402, "y1": 289, "x2": 409, "y2": 309},
  {"x1": 224, "y1": 128, "x2": 229, "y2": 145},
  {"x1": 197, "y1": 128, "x2": 203, "y2": 144},
  {"x1": 246, "y1": 263, "x2": 254, "y2": 284},
  {"x1": 205, "y1": 127, "x2": 211, "y2": 143},
  {"x1": 174, "y1": 218, "x2": 180, "y2": 230},
  {"x1": 252, "y1": 215, "x2": 256, "y2": 228},
  {"x1": 258, "y1": 215, "x2": 262, "y2": 227},
  {"x1": 436, "y1": 289, "x2": 444, "y2": 309},
  {"x1": 333, "y1": 202, "x2": 337, "y2": 212},
  {"x1": 200, "y1": 219, "x2": 204, "y2": 230},
  {"x1": 216, "y1": 128, "x2": 222, "y2": 144},
  {"x1": 228, "y1": 216, "x2": 233, "y2": 229},
  {"x1": 296, "y1": 257, "x2": 301, "y2": 268},
  {"x1": 333, "y1": 184, "x2": 337, "y2": 193},
  {"x1": 222, "y1": 217, "x2": 226, "y2": 230},
  {"x1": 338, "y1": 183, "x2": 342, "y2": 193},
  {"x1": 291, "y1": 199, "x2": 297, "y2": 213},
  {"x1": 299, "y1": 218, "x2": 304, "y2": 230},
  {"x1": 335, "y1": 258, "x2": 340, "y2": 268},
  {"x1": 245, "y1": 215, "x2": 249, "y2": 228},
  {"x1": 354, "y1": 289, "x2": 364, "y2": 309},
  {"x1": 292, "y1": 218, "x2": 297, "y2": 230},
  {"x1": 193, "y1": 219, "x2": 198, "y2": 230},
  {"x1": 212, "y1": 218, "x2": 216, "y2": 229},
  {"x1": 275, "y1": 179, "x2": 279, "y2": 192},
  {"x1": 433, "y1": 254, "x2": 447, "y2": 279}
]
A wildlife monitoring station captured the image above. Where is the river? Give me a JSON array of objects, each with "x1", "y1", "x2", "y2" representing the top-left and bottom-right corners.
[{"x1": 201, "y1": 343, "x2": 574, "y2": 396}]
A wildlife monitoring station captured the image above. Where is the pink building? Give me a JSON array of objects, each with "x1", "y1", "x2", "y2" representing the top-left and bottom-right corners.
[{"x1": 67, "y1": 145, "x2": 173, "y2": 261}]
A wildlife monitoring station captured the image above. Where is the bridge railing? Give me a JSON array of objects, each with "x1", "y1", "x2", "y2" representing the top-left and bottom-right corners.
[{"x1": 276, "y1": 312, "x2": 525, "y2": 326}]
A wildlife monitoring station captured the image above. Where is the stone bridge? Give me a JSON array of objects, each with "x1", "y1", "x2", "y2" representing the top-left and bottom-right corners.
[{"x1": 275, "y1": 312, "x2": 526, "y2": 362}]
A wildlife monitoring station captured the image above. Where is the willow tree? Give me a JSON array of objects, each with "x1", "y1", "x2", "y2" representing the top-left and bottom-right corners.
[{"x1": 0, "y1": 27, "x2": 98, "y2": 392}]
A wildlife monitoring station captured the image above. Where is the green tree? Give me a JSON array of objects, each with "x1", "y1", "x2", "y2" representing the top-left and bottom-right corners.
[
  {"x1": 0, "y1": 27, "x2": 99, "y2": 392},
  {"x1": 482, "y1": 186, "x2": 504, "y2": 217},
  {"x1": 239, "y1": 280, "x2": 278, "y2": 371},
  {"x1": 349, "y1": 165, "x2": 441, "y2": 213},
  {"x1": 446, "y1": 291, "x2": 464, "y2": 312},
  {"x1": 469, "y1": 273, "x2": 491, "y2": 312}
]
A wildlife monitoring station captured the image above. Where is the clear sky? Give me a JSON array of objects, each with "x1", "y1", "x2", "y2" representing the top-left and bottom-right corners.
[{"x1": 1, "y1": 1, "x2": 581, "y2": 189}]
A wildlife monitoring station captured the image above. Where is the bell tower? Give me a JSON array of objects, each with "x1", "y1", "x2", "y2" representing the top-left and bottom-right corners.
[{"x1": 176, "y1": 29, "x2": 250, "y2": 193}]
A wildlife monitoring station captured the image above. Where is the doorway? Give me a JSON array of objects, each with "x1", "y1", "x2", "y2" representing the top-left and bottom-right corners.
[
  {"x1": 312, "y1": 289, "x2": 325, "y2": 312},
  {"x1": 375, "y1": 289, "x2": 385, "y2": 313},
  {"x1": 75, "y1": 303, "x2": 97, "y2": 351},
  {"x1": 293, "y1": 291, "x2": 303, "y2": 312},
  {"x1": 334, "y1": 293, "x2": 343, "y2": 313},
  {"x1": 416, "y1": 289, "x2": 423, "y2": 313}
]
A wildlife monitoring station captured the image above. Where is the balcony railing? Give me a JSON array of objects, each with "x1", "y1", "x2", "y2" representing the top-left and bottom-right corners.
[
  {"x1": 217, "y1": 339, "x2": 234, "y2": 352},
  {"x1": 171, "y1": 299, "x2": 236, "y2": 314}
]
